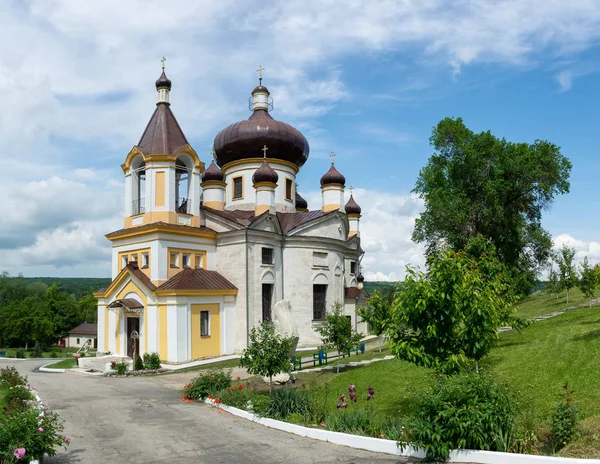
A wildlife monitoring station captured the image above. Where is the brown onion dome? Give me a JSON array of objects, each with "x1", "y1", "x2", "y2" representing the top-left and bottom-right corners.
[
  {"x1": 345, "y1": 195, "x2": 361, "y2": 215},
  {"x1": 295, "y1": 192, "x2": 308, "y2": 210},
  {"x1": 155, "y1": 70, "x2": 172, "y2": 90},
  {"x1": 357, "y1": 273, "x2": 364, "y2": 283},
  {"x1": 320, "y1": 164, "x2": 346, "y2": 186},
  {"x1": 252, "y1": 160, "x2": 279, "y2": 184},
  {"x1": 201, "y1": 160, "x2": 224, "y2": 182},
  {"x1": 213, "y1": 85, "x2": 310, "y2": 168}
]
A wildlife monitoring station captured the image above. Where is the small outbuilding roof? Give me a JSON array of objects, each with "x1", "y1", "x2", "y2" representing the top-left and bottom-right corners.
[
  {"x1": 345, "y1": 287, "x2": 368, "y2": 299},
  {"x1": 68, "y1": 323, "x2": 97, "y2": 335}
]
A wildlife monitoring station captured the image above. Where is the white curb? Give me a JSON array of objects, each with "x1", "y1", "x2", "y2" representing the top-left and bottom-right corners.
[
  {"x1": 39, "y1": 363, "x2": 66, "y2": 373},
  {"x1": 203, "y1": 399, "x2": 600, "y2": 464}
]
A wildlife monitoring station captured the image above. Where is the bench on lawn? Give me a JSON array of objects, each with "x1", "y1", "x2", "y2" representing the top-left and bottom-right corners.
[{"x1": 291, "y1": 343, "x2": 366, "y2": 371}]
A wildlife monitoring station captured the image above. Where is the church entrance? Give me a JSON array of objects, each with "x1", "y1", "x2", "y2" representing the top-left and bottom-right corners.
[{"x1": 126, "y1": 317, "x2": 140, "y2": 359}]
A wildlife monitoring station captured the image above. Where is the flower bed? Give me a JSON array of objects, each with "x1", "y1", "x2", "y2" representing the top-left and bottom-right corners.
[{"x1": 105, "y1": 368, "x2": 169, "y2": 377}]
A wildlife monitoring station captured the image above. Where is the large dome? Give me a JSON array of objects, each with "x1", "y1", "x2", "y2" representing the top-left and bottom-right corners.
[{"x1": 213, "y1": 85, "x2": 310, "y2": 168}]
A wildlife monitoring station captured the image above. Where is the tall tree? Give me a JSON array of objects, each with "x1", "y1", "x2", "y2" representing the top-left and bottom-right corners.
[
  {"x1": 546, "y1": 267, "x2": 561, "y2": 299},
  {"x1": 412, "y1": 117, "x2": 572, "y2": 294},
  {"x1": 578, "y1": 256, "x2": 598, "y2": 307},
  {"x1": 555, "y1": 245, "x2": 578, "y2": 305},
  {"x1": 388, "y1": 237, "x2": 525, "y2": 374}
]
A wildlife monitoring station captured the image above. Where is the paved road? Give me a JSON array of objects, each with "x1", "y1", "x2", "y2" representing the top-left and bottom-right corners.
[{"x1": 2, "y1": 359, "x2": 412, "y2": 464}]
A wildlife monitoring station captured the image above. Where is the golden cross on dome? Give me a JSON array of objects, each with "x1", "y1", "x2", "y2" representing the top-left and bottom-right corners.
[
  {"x1": 161, "y1": 56, "x2": 166, "y2": 69},
  {"x1": 210, "y1": 150, "x2": 216, "y2": 161},
  {"x1": 349, "y1": 186, "x2": 354, "y2": 196},
  {"x1": 257, "y1": 65, "x2": 265, "y2": 85},
  {"x1": 262, "y1": 145, "x2": 268, "y2": 158},
  {"x1": 330, "y1": 152, "x2": 336, "y2": 164}
]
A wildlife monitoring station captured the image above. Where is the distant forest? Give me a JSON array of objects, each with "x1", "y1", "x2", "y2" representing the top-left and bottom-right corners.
[{"x1": 23, "y1": 277, "x2": 111, "y2": 299}]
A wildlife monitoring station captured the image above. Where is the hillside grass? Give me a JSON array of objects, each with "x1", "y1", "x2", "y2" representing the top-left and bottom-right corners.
[
  {"x1": 516, "y1": 287, "x2": 598, "y2": 320},
  {"x1": 44, "y1": 358, "x2": 78, "y2": 369}
]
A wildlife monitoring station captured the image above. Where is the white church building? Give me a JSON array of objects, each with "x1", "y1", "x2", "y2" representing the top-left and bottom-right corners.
[{"x1": 95, "y1": 65, "x2": 368, "y2": 363}]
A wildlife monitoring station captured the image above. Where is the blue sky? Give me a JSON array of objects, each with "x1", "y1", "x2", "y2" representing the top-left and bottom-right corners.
[{"x1": 1, "y1": 0, "x2": 599, "y2": 280}]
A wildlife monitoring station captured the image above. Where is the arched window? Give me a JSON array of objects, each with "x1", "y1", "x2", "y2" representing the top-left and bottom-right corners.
[
  {"x1": 313, "y1": 273, "x2": 328, "y2": 321},
  {"x1": 175, "y1": 158, "x2": 190, "y2": 213},
  {"x1": 131, "y1": 157, "x2": 146, "y2": 215}
]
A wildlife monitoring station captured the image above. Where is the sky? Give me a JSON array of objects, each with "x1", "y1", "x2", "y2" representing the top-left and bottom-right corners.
[{"x1": 1, "y1": 0, "x2": 600, "y2": 281}]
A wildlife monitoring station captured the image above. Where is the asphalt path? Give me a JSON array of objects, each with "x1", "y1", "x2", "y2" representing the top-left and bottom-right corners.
[{"x1": 2, "y1": 359, "x2": 413, "y2": 464}]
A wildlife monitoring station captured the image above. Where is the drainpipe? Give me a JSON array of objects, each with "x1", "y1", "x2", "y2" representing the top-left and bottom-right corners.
[{"x1": 245, "y1": 228, "x2": 250, "y2": 348}]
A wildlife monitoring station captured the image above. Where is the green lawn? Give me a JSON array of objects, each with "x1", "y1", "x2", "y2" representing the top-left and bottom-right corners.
[
  {"x1": 0, "y1": 346, "x2": 95, "y2": 359},
  {"x1": 44, "y1": 358, "x2": 78, "y2": 369},
  {"x1": 516, "y1": 288, "x2": 598, "y2": 321}
]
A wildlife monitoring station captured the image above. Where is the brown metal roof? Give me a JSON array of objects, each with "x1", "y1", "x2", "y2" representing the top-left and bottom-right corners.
[
  {"x1": 345, "y1": 287, "x2": 367, "y2": 299},
  {"x1": 277, "y1": 210, "x2": 330, "y2": 233},
  {"x1": 157, "y1": 268, "x2": 237, "y2": 291},
  {"x1": 107, "y1": 298, "x2": 144, "y2": 310},
  {"x1": 106, "y1": 222, "x2": 215, "y2": 239},
  {"x1": 137, "y1": 103, "x2": 188, "y2": 155},
  {"x1": 68, "y1": 323, "x2": 97, "y2": 335},
  {"x1": 203, "y1": 207, "x2": 258, "y2": 227},
  {"x1": 126, "y1": 262, "x2": 157, "y2": 291}
]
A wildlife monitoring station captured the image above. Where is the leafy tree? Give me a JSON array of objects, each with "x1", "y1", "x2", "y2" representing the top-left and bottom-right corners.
[
  {"x1": 578, "y1": 256, "x2": 598, "y2": 307},
  {"x1": 239, "y1": 321, "x2": 293, "y2": 394},
  {"x1": 388, "y1": 237, "x2": 524, "y2": 375},
  {"x1": 45, "y1": 284, "x2": 79, "y2": 338},
  {"x1": 77, "y1": 293, "x2": 98, "y2": 324},
  {"x1": 314, "y1": 302, "x2": 363, "y2": 373},
  {"x1": 546, "y1": 266, "x2": 561, "y2": 299},
  {"x1": 412, "y1": 117, "x2": 572, "y2": 295},
  {"x1": 555, "y1": 245, "x2": 578, "y2": 305},
  {"x1": 357, "y1": 288, "x2": 394, "y2": 337}
]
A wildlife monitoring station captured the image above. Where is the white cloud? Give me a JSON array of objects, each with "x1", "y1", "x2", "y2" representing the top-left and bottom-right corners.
[{"x1": 553, "y1": 234, "x2": 600, "y2": 265}]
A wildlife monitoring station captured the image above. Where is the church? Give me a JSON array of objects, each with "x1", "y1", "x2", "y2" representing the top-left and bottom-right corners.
[{"x1": 95, "y1": 64, "x2": 367, "y2": 363}]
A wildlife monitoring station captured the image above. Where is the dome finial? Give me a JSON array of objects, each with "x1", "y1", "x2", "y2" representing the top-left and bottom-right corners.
[
  {"x1": 210, "y1": 149, "x2": 216, "y2": 161},
  {"x1": 257, "y1": 64, "x2": 265, "y2": 86},
  {"x1": 330, "y1": 151, "x2": 336, "y2": 165},
  {"x1": 161, "y1": 56, "x2": 166, "y2": 69},
  {"x1": 155, "y1": 57, "x2": 172, "y2": 104},
  {"x1": 262, "y1": 144, "x2": 268, "y2": 159}
]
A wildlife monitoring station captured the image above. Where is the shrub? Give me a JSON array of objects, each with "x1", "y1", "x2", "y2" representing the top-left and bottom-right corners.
[
  {"x1": 114, "y1": 361, "x2": 128, "y2": 375},
  {"x1": 0, "y1": 366, "x2": 27, "y2": 388},
  {"x1": 15, "y1": 350, "x2": 26, "y2": 359},
  {"x1": 181, "y1": 369, "x2": 232, "y2": 400},
  {"x1": 403, "y1": 374, "x2": 516, "y2": 461},
  {"x1": 134, "y1": 356, "x2": 144, "y2": 371},
  {"x1": 49, "y1": 351, "x2": 59, "y2": 358},
  {"x1": 0, "y1": 403, "x2": 70, "y2": 462},
  {"x1": 552, "y1": 382, "x2": 579, "y2": 449},
  {"x1": 4, "y1": 385, "x2": 35, "y2": 413},
  {"x1": 262, "y1": 388, "x2": 311, "y2": 420},
  {"x1": 30, "y1": 342, "x2": 44, "y2": 358},
  {"x1": 380, "y1": 415, "x2": 407, "y2": 441},
  {"x1": 144, "y1": 352, "x2": 161, "y2": 370},
  {"x1": 219, "y1": 386, "x2": 262, "y2": 410},
  {"x1": 325, "y1": 407, "x2": 380, "y2": 437}
]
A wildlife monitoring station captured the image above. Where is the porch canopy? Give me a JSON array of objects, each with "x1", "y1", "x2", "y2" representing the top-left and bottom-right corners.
[{"x1": 107, "y1": 298, "x2": 144, "y2": 314}]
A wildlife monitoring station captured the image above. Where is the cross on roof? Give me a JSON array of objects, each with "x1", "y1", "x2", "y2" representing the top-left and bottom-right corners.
[
  {"x1": 349, "y1": 186, "x2": 354, "y2": 196},
  {"x1": 262, "y1": 145, "x2": 268, "y2": 158},
  {"x1": 257, "y1": 65, "x2": 265, "y2": 85},
  {"x1": 161, "y1": 56, "x2": 166, "y2": 69},
  {"x1": 210, "y1": 150, "x2": 216, "y2": 161},
  {"x1": 330, "y1": 152, "x2": 336, "y2": 164}
]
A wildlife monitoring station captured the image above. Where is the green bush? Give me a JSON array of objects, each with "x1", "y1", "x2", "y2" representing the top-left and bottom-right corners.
[
  {"x1": 325, "y1": 407, "x2": 380, "y2": 437},
  {"x1": 143, "y1": 352, "x2": 161, "y2": 370},
  {"x1": 114, "y1": 361, "x2": 128, "y2": 375},
  {"x1": 552, "y1": 382, "x2": 579, "y2": 449},
  {"x1": 49, "y1": 350, "x2": 59, "y2": 358},
  {"x1": 0, "y1": 403, "x2": 70, "y2": 462},
  {"x1": 4, "y1": 385, "x2": 35, "y2": 413},
  {"x1": 262, "y1": 388, "x2": 311, "y2": 420},
  {"x1": 220, "y1": 387, "x2": 264, "y2": 410},
  {"x1": 134, "y1": 355, "x2": 144, "y2": 371},
  {"x1": 30, "y1": 342, "x2": 44, "y2": 358},
  {"x1": 181, "y1": 368, "x2": 232, "y2": 400},
  {"x1": 403, "y1": 374, "x2": 516, "y2": 461},
  {"x1": 380, "y1": 415, "x2": 407, "y2": 441},
  {"x1": 0, "y1": 366, "x2": 27, "y2": 388},
  {"x1": 15, "y1": 350, "x2": 26, "y2": 359}
]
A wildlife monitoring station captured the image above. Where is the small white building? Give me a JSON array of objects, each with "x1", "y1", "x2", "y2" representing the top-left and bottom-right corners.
[
  {"x1": 95, "y1": 65, "x2": 368, "y2": 363},
  {"x1": 66, "y1": 323, "x2": 97, "y2": 349}
]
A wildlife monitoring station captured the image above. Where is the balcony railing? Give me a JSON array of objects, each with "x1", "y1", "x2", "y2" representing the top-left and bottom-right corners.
[
  {"x1": 132, "y1": 198, "x2": 145, "y2": 215},
  {"x1": 176, "y1": 197, "x2": 190, "y2": 214}
]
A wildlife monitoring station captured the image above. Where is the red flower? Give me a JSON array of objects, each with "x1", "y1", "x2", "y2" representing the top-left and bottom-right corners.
[
  {"x1": 208, "y1": 394, "x2": 213, "y2": 399},
  {"x1": 230, "y1": 387, "x2": 235, "y2": 392},
  {"x1": 238, "y1": 384, "x2": 243, "y2": 390},
  {"x1": 215, "y1": 398, "x2": 221, "y2": 404},
  {"x1": 236, "y1": 376, "x2": 241, "y2": 381}
]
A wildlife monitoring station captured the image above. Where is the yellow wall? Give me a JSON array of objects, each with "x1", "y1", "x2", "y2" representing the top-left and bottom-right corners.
[
  {"x1": 155, "y1": 171, "x2": 165, "y2": 207},
  {"x1": 104, "y1": 307, "x2": 109, "y2": 352},
  {"x1": 158, "y1": 305, "x2": 168, "y2": 361},
  {"x1": 118, "y1": 248, "x2": 151, "y2": 278},
  {"x1": 190, "y1": 304, "x2": 220, "y2": 359},
  {"x1": 167, "y1": 248, "x2": 207, "y2": 279}
]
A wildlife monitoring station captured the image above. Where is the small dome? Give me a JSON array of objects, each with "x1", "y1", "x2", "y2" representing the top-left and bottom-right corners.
[
  {"x1": 155, "y1": 70, "x2": 172, "y2": 90},
  {"x1": 202, "y1": 160, "x2": 224, "y2": 182},
  {"x1": 320, "y1": 164, "x2": 346, "y2": 186},
  {"x1": 295, "y1": 192, "x2": 308, "y2": 210},
  {"x1": 345, "y1": 195, "x2": 361, "y2": 215},
  {"x1": 252, "y1": 85, "x2": 270, "y2": 95},
  {"x1": 252, "y1": 160, "x2": 279, "y2": 184},
  {"x1": 357, "y1": 273, "x2": 364, "y2": 283}
]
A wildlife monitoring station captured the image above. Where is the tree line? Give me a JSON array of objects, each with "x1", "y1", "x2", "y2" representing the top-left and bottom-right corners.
[
  {"x1": 0, "y1": 272, "x2": 98, "y2": 349},
  {"x1": 547, "y1": 245, "x2": 600, "y2": 306}
]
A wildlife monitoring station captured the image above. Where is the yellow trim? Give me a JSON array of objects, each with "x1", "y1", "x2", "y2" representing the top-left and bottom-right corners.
[
  {"x1": 321, "y1": 184, "x2": 345, "y2": 191},
  {"x1": 348, "y1": 230, "x2": 358, "y2": 237},
  {"x1": 203, "y1": 200, "x2": 224, "y2": 210},
  {"x1": 144, "y1": 306, "x2": 149, "y2": 353},
  {"x1": 222, "y1": 157, "x2": 299, "y2": 174},
  {"x1": 122, "y1": 145, "x2": 205, "y2": 174},
  {"x1": 107, "y1": 223, "x2": 216, "y2": 242},
  {"x1": 347, "y1": 213, "x2": 361, "y2": 219},
  {"x1": 115, "y1": 314, "x2": 120, "y2": 355},
  {"x1": 159, "y1": 304, "x2": 168, "y2": 360},
  {"x1": 191, "y1": 304, "x2": 220, "y2": 359},
  {"x1": 255, "y1": 204, "x2": 269, "y2": 215},
  {"x1": 155, "y1": 172, "x2": 165, "y2": 207},
  {"x1": 322, "y1": 204, "x2": 341, "y2": 213},
  {"x1": 285, "y1": 178, "x2": 294, "y2": 201},
  {"x1": 296, "y1": 207, "x2": 308, "y2": 212},
  {"x1": 104, "y1": 307, "x2": 109, "y2": 351},
  {"x1": 232, "y1": 176, "x2": 244, "y2": 200},
  {"x1": 118, "y1": 248, "x2": 151, "y2": 276},
  {"x1": 252, "y1": 181, "x2": 277, "y2": 189},
  {"x1": 201, "y1": 180, "x2": 226, "y2": 188},
  {"x1": 167, "y1": 247, "x2": 207, "y2": 279},
  {"x1": 155, "y1": 289, "x2": 238, "y2": 297},
  {"x1": 121, "y1": 147, "x2": 146, "y2": 174}
]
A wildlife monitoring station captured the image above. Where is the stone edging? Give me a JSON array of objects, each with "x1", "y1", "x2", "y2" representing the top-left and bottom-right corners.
[
  {"x1": 203, "y1": 399, "x2": 600, "y2": 464},
  {"x1": 39, "y1": 363, "x2": 66, "y2": 373}
]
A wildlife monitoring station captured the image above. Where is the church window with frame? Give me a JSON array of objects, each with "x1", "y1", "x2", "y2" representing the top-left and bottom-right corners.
[
  {"x1": 285, "y1": 178, "x2": 293, "y2": 201},
  {"x1": 175, "y1": 158, "x2": 191, "y2": 214},
  {"x1": 350, "y1": 261, "x2": 357, "y2": 274},
  {"x1": 170, "y1": 252, "x2": 179, "y2": 268},
  {"x1": 130, "y1": 253, "x2": 138, "y2": 264},
  {"x1": 200, "y1": 311, "x2": 210, "y2": 337},
  {"x1": 182, "y1": 253, "x2": 191, "y2": 268},
  {"x1": 262, "y1": 283, "x2": 274, "y2": 322},
  {"x1": 141, "y1": 252, "x2": 149, "y2": 268},
  {"x1": 194, "y1": 253, "x2": 204, "y2": 269},
  {"x1": 122, "y1": 255, "x2": 129, "y2": 269},
  {"x1": 262, "y1": 247, "x2": 274, "y2": 265},
  {"x1": 313, "y1": 284, "x2": 327, "y2": 320},
  {"x1": 233, "y1": 176, "x2": 243, "y2": 200}
]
